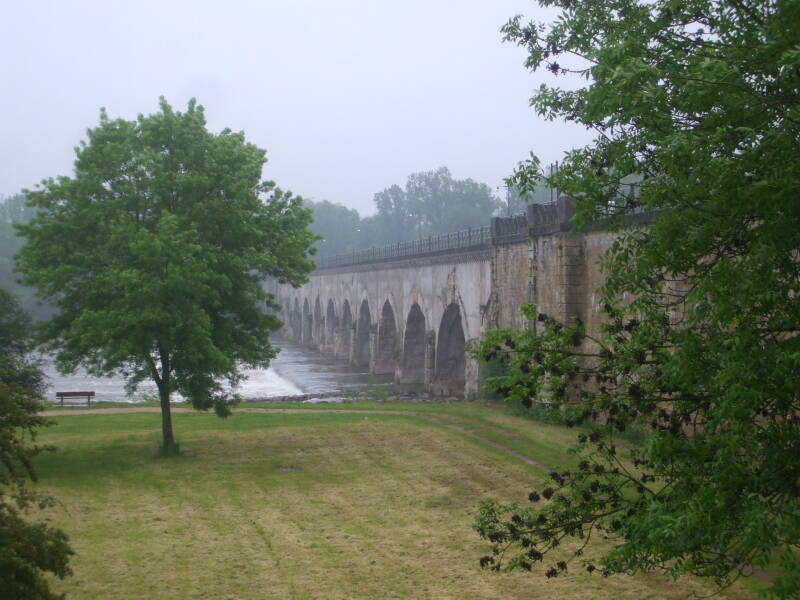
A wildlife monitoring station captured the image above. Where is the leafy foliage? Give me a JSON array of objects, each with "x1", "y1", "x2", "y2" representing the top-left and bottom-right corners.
[
  {"x1": 310, "y1": 167, "x2": 501, "y2": 257},
  {"x1": 305, "y1": 199, "x2": 362, "y2": 256},
  {"x1": 0, "y1": 195, "x2": 33, "y2": 293},
  {"x1": 474, "y1": 0, "x2": 800, "y2": 596},
  {"x1": 0, "y1": 194, "x2": 52, "y2": 321},
  {"x1": 371, "y1": 167, "x2": 500, "y2": 241},
  {"x1": 0, "y1": 289, "x2": 73, "y2": 599},
  {"x1": 16, "y1": 98, "x2": 317, "y2": 451}
]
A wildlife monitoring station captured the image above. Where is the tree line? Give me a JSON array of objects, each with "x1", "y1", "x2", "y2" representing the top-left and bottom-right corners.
[
  {"x1": 306, "y1": 166, "x2": 530, "y2": 257},
  {"x1": 0, "y1": 194, "x2": 53, "y2": 322},
  {"x1": 2, "y1": 168, "x2": 537, "y2": 293}
]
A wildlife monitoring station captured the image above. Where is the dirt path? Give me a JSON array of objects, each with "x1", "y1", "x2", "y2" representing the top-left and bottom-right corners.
[{"x1": 41, "y1": 405, "x2": 549, "y2": 470}]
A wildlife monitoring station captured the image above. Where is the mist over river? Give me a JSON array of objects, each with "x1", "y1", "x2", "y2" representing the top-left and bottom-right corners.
[{"x1": 38, "y1": 342, "x2": 386, "y2": 404}]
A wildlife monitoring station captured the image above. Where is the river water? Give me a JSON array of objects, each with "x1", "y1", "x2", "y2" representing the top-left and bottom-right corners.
[{"x1": 39, "y1": 341, "x2": 389, "y2": 404}]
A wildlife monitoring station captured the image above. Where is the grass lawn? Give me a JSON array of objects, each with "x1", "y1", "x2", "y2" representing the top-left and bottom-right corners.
[{"x1": 33, "y1": 403, "x2": 756, "y2": 599}]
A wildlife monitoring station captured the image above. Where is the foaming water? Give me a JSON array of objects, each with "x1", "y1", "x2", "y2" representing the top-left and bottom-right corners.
[
  {"x1": 39, "y1": 353, "x2": 302, "y2": 404},
  {"x1": 37, "y1": 341, "x2": 388, "y2": 405},
  {"x1": 269, "y1": 341, "x2": 391, "y2": 397}
]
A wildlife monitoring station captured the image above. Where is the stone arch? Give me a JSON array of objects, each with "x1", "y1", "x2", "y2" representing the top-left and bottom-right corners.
[
  {"x1": 401, "y1": 302, "x2": 427, "y2": 385},
  {"x1": 339, "y1": 299, "x2": 353, "y2": 359},
  {"x1": 286, "y1": 298, "x2": 292, "y2": 320},
  {"x1": 375, "y1": 299, "x2": 397, "y2": 375},
  {"x1": 326, "y1": 299, "x2": 337, "y2": 353},
  {"x1": 292, "y1": 298, "x2": 301, "y2": 341},
  {"x1": 313, "y1": 296, "x2": 322, "y2": 346},
  {"x1": 355, "y1": 299, "x2": 372, "y2": 368},
  {"x1": 434, "y1": 303, "x2": 466, "y2": 396},
  {"x1": 279, "y1": 297, "x2": 291, "y2": 338},
  {"x1": 302, "y1": 298, "x2": 312, "y2": 344}
]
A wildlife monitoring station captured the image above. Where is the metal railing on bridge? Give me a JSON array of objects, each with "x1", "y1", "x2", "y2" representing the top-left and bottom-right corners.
[{"x1": 314, "y1": 226, "x2": 491, "y2": 269}]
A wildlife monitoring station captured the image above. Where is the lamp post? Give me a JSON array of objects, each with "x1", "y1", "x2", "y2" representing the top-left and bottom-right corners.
[{"x1": 497, "y1": 184, "x2": 511, "y2": 216}]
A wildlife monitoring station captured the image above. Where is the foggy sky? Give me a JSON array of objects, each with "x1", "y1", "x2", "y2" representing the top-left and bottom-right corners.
[{"x1": 1, "y1": 0, "x2": 593, "y2": 215}]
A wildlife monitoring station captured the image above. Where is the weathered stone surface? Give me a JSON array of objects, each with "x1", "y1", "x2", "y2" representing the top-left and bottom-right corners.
[{"x1": 268, "y1": 250, "x2": 492, "y2": 397}]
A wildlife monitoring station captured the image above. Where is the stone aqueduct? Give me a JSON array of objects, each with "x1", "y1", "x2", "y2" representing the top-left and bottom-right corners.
[{"x1": 266, "y1": 197, "x2": 642, "y2": 397}]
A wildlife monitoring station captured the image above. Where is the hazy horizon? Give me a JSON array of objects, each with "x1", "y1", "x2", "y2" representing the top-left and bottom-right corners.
[{"x1": 1, "y1": 0, "x2": 593, "y2": 216}]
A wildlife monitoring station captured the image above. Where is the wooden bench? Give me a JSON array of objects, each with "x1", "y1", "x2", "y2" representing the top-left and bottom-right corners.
[{"x1": 55, "y1": 391, "x2": 95, "y2": 406}]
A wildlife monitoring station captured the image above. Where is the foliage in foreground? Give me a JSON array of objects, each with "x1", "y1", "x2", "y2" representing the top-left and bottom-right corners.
[
  {"x1": 474, "y1": 0, "x2": 800, "y2": 596},
  {"x1": 0, "y1": 289, "x2": 72, "y2": 599},
  {"x1": 16, "y1": 98, "x2": 317, "y2": 452}
]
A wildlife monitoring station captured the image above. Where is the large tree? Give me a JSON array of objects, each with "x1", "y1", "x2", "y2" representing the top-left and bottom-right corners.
[
  {"x1": 0, "y1": 288, "x2": 73, "y2": 599},
  {"x1": 304, "y1": 169, "x2": 501, "y2": 256},
  {"x1": 474, "y1": 0, "x2": 800, "y2": 597},
  {"x1": 16, "y1": 98, "x2": 316, "y2": 453},
  {"x1": 371, "y1": 167, "x2": 500, "y2": 242},
  {"x1": 305, "y1": 199, "x2": 362, "y2": 257}
]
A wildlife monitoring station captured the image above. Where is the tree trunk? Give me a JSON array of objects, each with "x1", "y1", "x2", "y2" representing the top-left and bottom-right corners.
[
  {"x1": 156, "y1": 349, "x2": 177, "y2": 454},
  {"x1": 158, "y1": 378, "x2": 176, "y2": 453}
]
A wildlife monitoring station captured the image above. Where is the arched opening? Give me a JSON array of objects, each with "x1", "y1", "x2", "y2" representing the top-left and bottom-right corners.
[
  {"x1": 355, "y1": 299, "x2": 372, "y2": 368},
  {"x1": 326, "y1": 299, "x2": 337, "y2": 353},
  {"x1": 401, "y1": 302, "x2": 426, "y2": 385},
  {"x1": 375, "y1": 300, "x2": 397, "y2": 375},
  {"x1": 276, "y1": 299, "x2": 287, "y2": 339},
  {"x1": 302, "y1": 298, "x2": 312, "y2": 344},
  {"x1": 339, "y1": 300, "x2": 352, "y2": 359},
  {"x1": 313, "y1": 297, "x2": 322, "y2": 346},
  {"x1": 292, "y1": 298, "x2": 301, "y2": 341},
  {"x1": 434, "y1": 303, "x2": 466, "y2": 396}
]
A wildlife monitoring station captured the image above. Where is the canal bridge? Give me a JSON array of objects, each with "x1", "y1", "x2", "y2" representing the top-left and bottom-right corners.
[{"x1": 266, "y1": 196, "x2": 626, "y2": 397}]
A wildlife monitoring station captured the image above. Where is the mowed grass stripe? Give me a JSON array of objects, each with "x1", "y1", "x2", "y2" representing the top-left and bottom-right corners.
[{"x1": 33, "y1": 409, "x2": 752, "y2": 599}]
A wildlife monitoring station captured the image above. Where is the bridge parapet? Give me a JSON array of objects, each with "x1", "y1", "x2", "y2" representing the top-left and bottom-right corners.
[
  {"x1": 313, "y1": 197, "x2": 580, "y2": 271},
  {"x1": 490, "y1": 213, "x2": 528, "y2": 242},
  {"x1": 315, "y1": 226, "x2": 491, "y2": 270}
]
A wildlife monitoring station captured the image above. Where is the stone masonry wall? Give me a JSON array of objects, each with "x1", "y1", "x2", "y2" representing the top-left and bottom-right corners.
[
  {"x1": 491, "y1": 200, "x2": 635, "y2": 342},
  {"x1": 268, "y1": 195, "x2": 648, "y2": 398}
]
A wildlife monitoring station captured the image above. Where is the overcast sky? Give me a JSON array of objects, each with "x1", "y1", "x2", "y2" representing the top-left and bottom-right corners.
[{"x1": 1, "y1": 0, "x2": 593, "y2": 215}]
